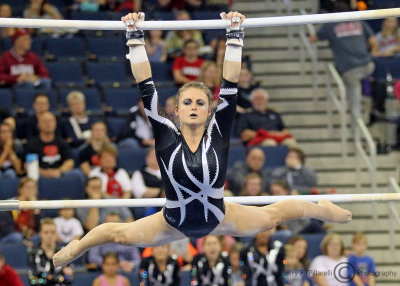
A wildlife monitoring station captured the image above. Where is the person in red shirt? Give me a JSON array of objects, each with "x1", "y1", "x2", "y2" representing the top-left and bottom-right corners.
[
  {"x1": 172, "y1": 39, "x2": 204, "y2": 85},
  {"x1": 0, "y1": 29, "x2": 51, "y2": 89},
  {"x1": 0, "y1": 253, "x2": 24, "y2": 286}
]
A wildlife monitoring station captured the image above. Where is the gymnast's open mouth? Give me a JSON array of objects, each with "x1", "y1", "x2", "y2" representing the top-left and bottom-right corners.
[{"x1": 189, "y1": 113, "x2": 198, "y2": 118}]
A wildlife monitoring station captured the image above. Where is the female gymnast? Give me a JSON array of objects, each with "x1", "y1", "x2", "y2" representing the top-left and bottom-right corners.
[{"x1": 53, "y1": 11, "x2": 352, "y2": 267}]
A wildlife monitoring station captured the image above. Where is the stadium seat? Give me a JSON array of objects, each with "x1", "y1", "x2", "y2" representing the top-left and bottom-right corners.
[
  {"x1": 0, "y1": 178, "x2": 19, "y2": 199},
  {"x1": 117, "y1": 149, "x2": 146, "y2": 173},
  {"x1": 0, "y1": 243, "x2": 28, "y2": 269},
  {"x1": 261, "y1": 145, "x2": 288, "y2": 169},
  {"x1": 86, "y1": 62, "x2": 131, "y2": 88},
  {"x1": 70, "y1": 272, "x2": 99, "y2": 286},
  {"x1": 193, "y1": 11, "x2": 219, "y2": 20},
  {"x1": 372, "y1": 57, "x2": 400, "y2": 81},
  {"x1": 227, "y1": 145, "x2": 246, "y2": 170},
  {"x1": 15, "y1": 88, "x2": 58, "y2": 114},
  {"x1": 46, "y1": 62, "x2": 86, "y2": 87},
  {"x1": 70, "y1": 11, "x2": 109, "y2": 21},
  {"x1": 86, "y1": 37, "x2": 126, "y2": 61},
  {"x1": 303, "y1": 233, "x2": 325, "y2": 260},
  {"x1": 0, "y1": 89, "x2": 14, "y2": 110},
  {"x1": 58, "y1": 87, "x2": 103, "y2": 113},
  {"x1": 107, "y1": 117, "x2": 126, "y2": 140},
  {"x1": 31, "y1": 36, "x2": 44, "y2": 55},
  {"x1": 203, "y1": 29, "x2": 225, "y2": 45},
  {"x1": 153, "y1": 11, "x2": 175, "y2": 21},
  {"x1": 150, "y1": 62, "x2": 173, "y2": 84},
  {"x1": 38, "y1": 173, "x2": 84, "y2": 200},
  {"x1": 45, "y1": 37, "x2": 86, "y2": 61},
  {"x1": 2, "y1": 37, "x2": 12, "y2": 51},
  {"x1": 103, "y1": 88, "x2": 138, "y2": 114},
  {"x1": 156, "y1": 86, "x2": 179, "y2": 105}
]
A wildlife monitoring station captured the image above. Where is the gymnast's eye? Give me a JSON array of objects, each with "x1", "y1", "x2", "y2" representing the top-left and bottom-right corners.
[
  {"x1": 197, "y1": 100, "x2": 205, "y2": 106},
  {"x1": 183, "y1": 99, "x2": 192, "y2": 105}
]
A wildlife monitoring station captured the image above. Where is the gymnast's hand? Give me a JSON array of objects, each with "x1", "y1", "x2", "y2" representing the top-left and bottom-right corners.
[
  {"x1": 220, "y1": 11, "x2": 245, "y2": 31},
  {"x1": 121, "y1": 12, "x2": 145, "y2": 30}
]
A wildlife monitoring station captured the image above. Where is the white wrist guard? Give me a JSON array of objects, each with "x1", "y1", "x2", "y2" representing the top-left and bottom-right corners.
[
  {"x1": 126, "y1": 45, "x2": 148, "y2": 64},
  {"x1": 224, "y1": 45, "x2": 242, "y2": 62}
]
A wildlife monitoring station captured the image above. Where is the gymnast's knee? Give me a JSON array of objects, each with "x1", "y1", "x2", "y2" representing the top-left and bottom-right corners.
[
  {"x1": 105, "y1": 223, "x2": 130, "y2": 245},
  {"x1": 262, "y1": 206, "x2": 282, "y2": 228}
]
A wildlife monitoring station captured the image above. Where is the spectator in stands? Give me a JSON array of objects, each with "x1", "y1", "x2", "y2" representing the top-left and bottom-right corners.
[
  {"x1": 240, "y1": 228, "x2": 285, "y2": 286},
  {"x1": 139, "y1": 244, "x2": 180, "y2": 285},
  {"x1": 172, "y1": 39, "x2": 204, "y2": 85},
  {"x1": 79, "y1": 121, "x2": 111, "y2": 177},
  {"x1": 271, "y1": 147, "x2": 317, "y2": 193},
  {"x1": 191, "y1": 235, "x2": 231, "y2": 285},
  {"x1": 87, "y1": 213, "x2": 141, "y2": 272},
  {"x1": 239, "y1": 172, "x2": 268, "y2": 197},
  {"x1": 146, "y1": 29, "x2": 167, "y2": 62},
  {"x1": 309, "y1": 1, "x2": 376, "y2": 133},
  {"x1": 108, "y1": 0, "x2": 142, "y2": 12},
  {"x1": 12, "y1": 178, "x2": 41, "y2": 242},
  {"x1": 237, "y1": 66, "x2": 258, "y2": 113},
  {"x1": 0, "y1": 4, "x2": 15, "y2": 38},
  {"x1": 213, "y1": 37, "x2": 226, "y2": 71},
  {"x1": 131, "y1": 147, "x2": 162, "y2": 198},
  {"x1": 62, "y1": 91, "x2": 98, "y2": 147},
  {"x1": 347, "y1": 232, "x2": 376, "y2": 286},
  {"x1": 283, "y1": 244, "x2": 310, "y2": 286},
  {"x1": 119, "y1": 98, "x2": 155, "y2": 149},
  {"x1": 54, "y1": 207, "x2": 84, "y2": 244},
  {"x1": 166, "y1": 10, "x2": 204, "y2": 59},
  {"x1": 24, "y1": 112, "x2": 75, "y2": 178},
  {"x1": 270, "y1": 181, "x2": 292, "y2": 195},
  {"x1": 198, "y1": 61, "x2": 221, "y2": 102},
  {"x1": 164, "y1": 96, "x2": 179, "y2": 125},
  {"x1": 227, "y1": 147, "x2": 271, "y2": 196},
  {"x1": 89, "y1": 144, "x2": 132, "y2": 199},
  {"x1": 309, "y1": 233, "x2": 347, "y2": 286},
  {"x1": 237, "y1": 88, "x2": 297, "y2": 147},
  {"x1": 0, "y1": 211, "x2": 23, "y2": 243},
  {"x1": 92, "y1": 252, "x2": 131, "y2": 286},
  {"x1": 229, "y1": 243, "x2": 244, "y2": 286},
  {"x1": 0, "y1": 121, "x2": 22, "y2": 178},
  {"x1": 0, "y1": 29, "x2": 51, "y2": 89},
  {"x1": 287, "y1": 236, "x2": 310, "y2": 271},
  {"x1": 76, "y1": 177, "x2": 134, "y2": 232},
  {"x1": 372, "y1": 17, "x2": 400, "y2": 57},
  {"x1": 28, "y1": 218, "x2": 73, "y2": 285},
  {"x1": 0, "y1": 253, "x2": 24, "y2": 286}
]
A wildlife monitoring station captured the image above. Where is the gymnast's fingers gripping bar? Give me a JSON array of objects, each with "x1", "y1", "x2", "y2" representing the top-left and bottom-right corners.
[
  {"x1": 1, "y1": 193, "x2": 400, "y2": 211},
  {"x1": 1, "y1": 8, "x2": 400, "y2": 30}
]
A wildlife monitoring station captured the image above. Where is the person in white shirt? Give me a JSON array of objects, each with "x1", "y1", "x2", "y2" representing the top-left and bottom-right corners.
[
  {"x1": 54, "y1": 207, "x2": 84, "y2": 244},
  {"x1": 89, "y1": 144, "x2": 132, "y2": 199},
  {"x1": 309, "y1": 233, "x2": 348, "y2": 286}
]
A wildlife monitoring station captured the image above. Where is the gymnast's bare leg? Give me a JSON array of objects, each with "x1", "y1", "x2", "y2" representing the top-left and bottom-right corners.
[
  {"x1": 53, "y1": 211, "x2": 185, "y2": 267},
  {"x1": 211, "y1": 200, "x2": 352, "y2": 237}
]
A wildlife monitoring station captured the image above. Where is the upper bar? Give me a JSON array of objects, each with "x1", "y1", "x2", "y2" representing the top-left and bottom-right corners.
[{"x1": 0, "y1": 8, "x2": 399, "y2": 30}]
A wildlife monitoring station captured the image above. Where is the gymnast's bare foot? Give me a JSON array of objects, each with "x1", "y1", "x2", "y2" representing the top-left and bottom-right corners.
[
  {"x1": 53, "y1": 239, "x2": 81, "y2": 267},
  {"x1": 318, "y1": 200, "x2": 352, "y2": 223}
]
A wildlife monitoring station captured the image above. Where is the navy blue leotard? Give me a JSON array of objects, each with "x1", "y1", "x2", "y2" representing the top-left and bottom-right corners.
[{"x1": 137, "y1": 78, "x2": 237, "y2": 238}]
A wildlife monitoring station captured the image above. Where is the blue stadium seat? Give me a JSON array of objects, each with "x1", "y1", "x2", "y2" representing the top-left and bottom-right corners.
[
  {"x1": 103, "y1": 88, "x2": 139, "y2": 114},
  {"x1": 38, "y1": 174, "x2": 84, "y2": 200},
  {"x1": 193, "y1": 11, "x2": 219, "y2": 20},
  {"x1": 0, "y1": 89, "x2": 14, "y2": 110},
  {"x1": 45, "y1": 37, "x2": 86, "y2": 61},
  {"x1": 117, "y1": 149, "x2": 146, "y2": 173},
  {"x1": 107, "y1": 117, "x2": 126, "y2": 140},
  {"x1": 86, "y1": 37, "x2": 126, "y2": 61},
  {"x1": 203, "y1": 29, "x2": 225, "y2": 45},
  {"x1": 227, "y1": 145, "x2": 246, "y2": 170},
  {"x1": 70, "y1": 272, "x2": 99, "y2": 286},
  {"x1": 150, "y1": 62, "x2": 173, "y2": 84},
  {"x1": 15, "y1": 89, "x2": 58, "y2": 114},
  {"x1": 366, "y1": 19, "x2": 383, "y2": 34},
  {"x1": 0, "y1": 178, "x2": 19, "y2": 199},
  {"x1": 303, "y1": 233, "x2": 325, "y2": 260},
  {"x1": 31, "y1": 36, "x2": 44, "y2": 55},
  {"x1": 70, "y1": 11, "x2": 109, "y2": 20},
  {"x1": 372, "y1": 57, "x2": 400, "y2": 81},
  {"x1": 260, "y1": 145, "x2": 288, "y2": 169},
  {"x1": 86, "y1": 62, "x2": 131, "y2": 88},
  {"x1": 0, "y1": 243, "x2": 28, "y2": 269},
  {"x1": 2, "y1": 37, "x2": 12, "y2": 51},
  {"x1": 153, "y1": 11, "x2": 175, "y2": 20},
  {"x1": 157, "y1": 86, "x2": 179, "y2": 105},
  {"x1": 58, "y1": 87, "x2": 102, "y2": 113},
  {"x1": 46, "y1": 62, "x2": 85, "y2": 87}
]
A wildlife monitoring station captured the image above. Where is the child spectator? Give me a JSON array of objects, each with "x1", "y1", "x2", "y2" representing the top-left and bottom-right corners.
[
  {"x1": 372, "y1": 17, "x2": 400, "y2": 57},
  {"x1": 0, "y1": 121, "x2": 22, "y2": 178},
  {"x1": 287, "y1": 236, "x2": 310, "y2": 271},
  {"x1": 139, "y1": 244, "x2": 180, "y2": 285},
  {"x1": 164, "y1": 96, "x2": 179, "y2": 125},
  {"x1": 172, "y1": 39, "x2": 204, "y2": 85},
  {"x1": 92, "y1": 252, "x2": 131, "y2": 286},
  {"x1": 89, "y1": 144, "x2": 132, "y2": 199},
  {"x1": 283, "y1": 244, "x2": 310, "y2": 286},
  {"x1": 237, "y1": 66, "x2": 259, "y2": 113},
  {"x1": 54, "y1": 207, "x2": 84, "y2": 244},
  {"x1": 0, "y1": 253, "x2": 24, "y2": 286},
  {"x1": 239, "y1": 172, "x2": 268, "y2": 196},
  {"x1": 229, "y1": 242, "x2": 245, "y2": 286},
  {"x1": 146, "y1": 30, "x2": 167, "y2": 62},
  {"x1": 348, "y1": 232, "x2": 376, "y2": 286},
  {"x1": 79, "y1": 121, "x2": 111, "y2": 177},
  {"x1": 0, "y1": 4, "x2": 15, "y2": 38}
]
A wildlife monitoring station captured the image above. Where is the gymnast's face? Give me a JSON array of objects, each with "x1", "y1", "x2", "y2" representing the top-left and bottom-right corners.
[
  {"x1": 176, "y1": 87, "x2": 211, "y2": 128},
  {"x1": 203, "y1": 236, "x2": 222, "y2": 261}
]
